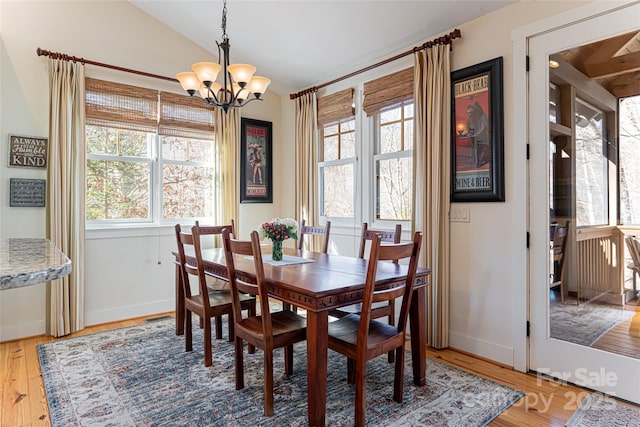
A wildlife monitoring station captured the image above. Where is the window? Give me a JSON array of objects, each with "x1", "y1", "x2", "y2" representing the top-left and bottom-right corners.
[
  {"x1": 620, "y1": 95, "x2": 640, "y2": 225},
  {"x1": 319, "y1": 119, "x2": 356, "y2": 217},
  {"x1": 85, "y1": 78, "x2": 216, "y2": 224},
  {"x1": 575, "y1": 97, "x2": 608, "y2": 226},
  {"x1": 374, "y1": 103, "x2": 413, "y2": 221}
]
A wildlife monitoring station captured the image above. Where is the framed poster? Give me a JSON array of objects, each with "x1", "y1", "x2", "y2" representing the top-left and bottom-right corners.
[
  {"x1": 450, "y1": 57, "x2": 504, "y2": 202},
  {"x1": 240, "y1": 118, "x2": 272, "y2": 203},
  {"x1": 8, "y1": 134, "x2": 48, "y2": 168}
]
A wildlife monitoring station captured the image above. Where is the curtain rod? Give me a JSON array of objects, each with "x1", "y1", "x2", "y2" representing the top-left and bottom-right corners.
[
  {"x1": 289, "y1": 28, "x2": 461, "y2": 100},
  {"x1": 36, "y1": 48, "x2": 178, "y2": 83}
]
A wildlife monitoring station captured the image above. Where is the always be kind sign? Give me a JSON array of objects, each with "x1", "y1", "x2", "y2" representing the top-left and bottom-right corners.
[{"x1": 8, "y1": 134, "x2": 48, "y2": 168}]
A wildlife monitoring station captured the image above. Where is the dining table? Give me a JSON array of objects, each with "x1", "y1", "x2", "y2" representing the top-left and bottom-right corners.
[{"x1": 174, "y1": 246, "x2": 431, "y2": 427}]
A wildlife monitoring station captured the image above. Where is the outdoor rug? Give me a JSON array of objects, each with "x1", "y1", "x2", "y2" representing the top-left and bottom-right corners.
[
  {"x1": 550, "y1": 300, "x2": 635, "y2": 347},
  {"x1": 566, "y1": 393, "x2": 640, "y2": 426},
  {"x1": 38, "y1": 317, "x2": 525, "y2": 426}
]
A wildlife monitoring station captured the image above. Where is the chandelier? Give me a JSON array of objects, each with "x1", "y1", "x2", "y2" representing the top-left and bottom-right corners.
[{"x1": 176, "y1": 0, "x2": 271, "y2": 112}]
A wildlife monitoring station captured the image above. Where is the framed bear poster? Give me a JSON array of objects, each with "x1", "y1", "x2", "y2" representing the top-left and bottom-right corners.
[{"x1": 450, "y1": 57, "x2": 504, "y2": 202}]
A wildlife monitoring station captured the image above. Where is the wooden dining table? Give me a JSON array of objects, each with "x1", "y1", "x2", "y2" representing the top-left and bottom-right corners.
[{"x1": 174, "y1": 246, "x2": 431, "y2": 426}]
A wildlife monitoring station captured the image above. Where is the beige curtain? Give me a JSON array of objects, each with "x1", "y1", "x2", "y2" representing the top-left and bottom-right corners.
[
  {"x1": 294, "y1": 92, "x2": 319, "y2": 251},
  {"x1": 215, "y1": 109, "x2": 240, "y2": 231},
  {"x1": 46, "y1": 59, "x2": 86, "y2": 337},
  {"x1": 413, "y1": 45, "x2": 451, "y2": 349}
]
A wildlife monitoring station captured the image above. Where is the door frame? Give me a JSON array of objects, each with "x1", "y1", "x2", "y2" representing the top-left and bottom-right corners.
[{"x1": 511, "y1": 0, "x2": 640, "y2": 373}]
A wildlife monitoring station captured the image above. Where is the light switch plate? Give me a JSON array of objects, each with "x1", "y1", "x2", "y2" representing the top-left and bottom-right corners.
[{"x1": 450, "y1": 206, "x2": 470, "y2": 222}]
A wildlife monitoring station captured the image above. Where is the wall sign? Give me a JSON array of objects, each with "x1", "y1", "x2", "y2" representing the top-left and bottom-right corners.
[
  {"x1": 10, "y1": 178, "x2": 46, "y2": 207},
  {"x1": 8, "y1": 134, "x2": 48, "y2": 168}
]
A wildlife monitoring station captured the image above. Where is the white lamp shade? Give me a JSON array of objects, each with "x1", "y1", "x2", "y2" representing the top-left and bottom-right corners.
[
  {"x1": 191, "y1": 62, "x2": 222, "y2": 85},
  {"x1": 227, "y1": 63, "x2": 256, "y2": 85},
  {"x1": 248, "y1": 76, "x2": 271, "y2": 95},
  {"x1": 176, "y1": 72, "x2": 201, "y2": 92}
]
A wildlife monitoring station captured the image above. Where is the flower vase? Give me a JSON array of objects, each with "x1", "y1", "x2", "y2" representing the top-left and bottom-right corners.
[{"x1": 271, "y1": 239, "x2": 283, "y2": 261}]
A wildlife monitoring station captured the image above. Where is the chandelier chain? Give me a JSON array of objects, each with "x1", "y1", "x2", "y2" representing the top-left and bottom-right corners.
[{"x1": 221, "y1": 0, "x2": 228, "y2": 40}]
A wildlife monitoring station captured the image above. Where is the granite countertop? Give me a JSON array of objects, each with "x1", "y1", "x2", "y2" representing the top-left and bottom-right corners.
[{"x1": 0, "y1": 238, "x2": 72, "y2": 291}]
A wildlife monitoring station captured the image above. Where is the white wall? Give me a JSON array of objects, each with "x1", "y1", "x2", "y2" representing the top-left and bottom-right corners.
[{"x1": 0, "y1": 1, "x2": 282, "y2": 341}]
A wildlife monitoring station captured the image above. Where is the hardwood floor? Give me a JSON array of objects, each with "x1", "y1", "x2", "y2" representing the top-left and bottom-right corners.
[
  {"x1": 592, "y1": 313, "x2": 640, "y2": 358},
  {"x1": 0, "y1": 312, "x2": 617, "y2": 426}
]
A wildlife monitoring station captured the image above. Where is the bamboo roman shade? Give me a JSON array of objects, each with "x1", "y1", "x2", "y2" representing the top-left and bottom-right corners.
[
  {"x1": 85, "y1": 78, "x2": 215, "y2": 140},
  {"x1": 362, "y1": 68, "x2": 414, "y2": 116},
  {"x1": 159, "y1": 92, "x2": 215, "y2": 140},
  {"x1": 317, "y1": 88, "x2": 355, "y2": 126},
  {"x1": 85, "y1": 78, "x2": 158, "y2": 133}
]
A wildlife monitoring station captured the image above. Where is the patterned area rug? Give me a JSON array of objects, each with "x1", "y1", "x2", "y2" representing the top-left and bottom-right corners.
[
  {"x1": 550, "y1": 300, "x2": 635, "y2": 346},
  {"x1": 38, "y1": 317, "x2": 524, "y2": 426},
  {"x1": 566, "y1": 393, "x2": 640, "y2": 426}
]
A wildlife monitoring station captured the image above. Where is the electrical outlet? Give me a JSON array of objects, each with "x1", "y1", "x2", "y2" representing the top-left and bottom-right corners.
[{"x1": 450, "y1": 206, "x2": 470, "y2": 223}]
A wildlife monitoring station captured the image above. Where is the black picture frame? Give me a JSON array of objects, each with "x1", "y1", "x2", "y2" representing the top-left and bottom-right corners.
[
  {"x1": 450, "y1": 57, "x2": 504, "y2": 202},
  {"x1": 240, "y1": 118, "x2": 273, "y2": 203}
]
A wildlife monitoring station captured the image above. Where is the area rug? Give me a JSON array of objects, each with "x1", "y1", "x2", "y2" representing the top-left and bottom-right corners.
[
  {"x1": 566, "y1": 393, "x2": 640, "y2": 426},
  {"x1": 550, "y1": 300, "x2": 635, "y2": 346},
  {"x1": 38, "y1": 317, "x2": 524, "y2": 426}
]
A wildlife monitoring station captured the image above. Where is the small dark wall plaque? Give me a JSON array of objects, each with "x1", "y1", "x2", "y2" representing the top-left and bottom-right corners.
[
  {"x1": 10, "y1": 178, "x2": 46, "y2": 207},
  {"x1": 8, "y1": 134, "x2": 48, "y2": 168}
]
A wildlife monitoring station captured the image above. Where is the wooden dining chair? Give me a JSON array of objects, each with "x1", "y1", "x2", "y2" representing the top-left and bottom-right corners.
[
  {"x1": 332, "y1": 222, "x2": 402, "y2": 361},
  {"x1": 221, "y1": 229, "x2": 307, "y2": 416},
  {"x1": 281, "y1": 219, "x2": 332, "y2": 313},
  {"x1": 328, "y1": 231, "x2": 422, "y2": 427},
  {"x1": 174, "y1": 224, "x2": 255, "y2": 367},
  {"x1": 297, "y1": 219, "x2": 331, "y2": 253},
  {"x1": 193, "y1": 220, "x2": 238, "y2": 336}
]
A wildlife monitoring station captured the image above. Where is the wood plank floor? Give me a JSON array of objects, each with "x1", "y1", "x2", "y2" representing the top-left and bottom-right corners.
[
  {"x1": 592, "y1": 314, "x2": 640, "y2": 358},
  {"x1": 0, "y1": 312, "x2": 626, "y2": 426}
]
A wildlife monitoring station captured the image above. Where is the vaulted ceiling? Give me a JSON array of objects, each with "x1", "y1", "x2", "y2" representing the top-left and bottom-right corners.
[
  {"x1": 554, "y1": 30, "x2": 640, "y2": 99},
  {"x1": 129, "y1": 0, "x2": 516, "y2": 95}
]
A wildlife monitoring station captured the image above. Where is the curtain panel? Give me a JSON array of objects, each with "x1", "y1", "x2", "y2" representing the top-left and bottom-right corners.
[
  {"x1": 413, "y1": 45, "x2": 451, "y2": 349},
  {"x1": 294, "y1": 92, "x2": 320, "y2": 251},
  {"x1": 46, "y1": 58, "x2": 86, "y2": 337}
]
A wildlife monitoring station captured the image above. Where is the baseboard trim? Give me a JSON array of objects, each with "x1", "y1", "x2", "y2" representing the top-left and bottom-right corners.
[
  {"x1": 85, "y1": 299, "x2": 174, "y2": 326},
  {"x1": 0, "y1": 299, "x2": 175, "y2": 342},
  {"x1": 449, "y1": 331, "x2": 514, "y2": 367}
]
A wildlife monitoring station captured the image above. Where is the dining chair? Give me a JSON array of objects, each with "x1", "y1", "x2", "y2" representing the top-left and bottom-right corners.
[
  {"x1": 327, "y1": 231, "x2": 422, "y2": 427},
  {"x1": 193, "y1": 220, "x2": 238, "y2": 336},
  {"x1": 332, "y1": 222, "x2": 402, "y2": 361},
  {"x1": 282, "y1": 219, "x2": 332, "y2": 313},
  {"x1": 221, "y1": 229, "x2": 307, "y2": 416},
  {"x1": 297, "y1": 219, "x2": 331, "y2": 253},
  {"x1": 174, "y1": 224, "x2": 256, "y2": 367},
  {"x1": 550, "y1": 220, "x2": 571, "y2": 303}
]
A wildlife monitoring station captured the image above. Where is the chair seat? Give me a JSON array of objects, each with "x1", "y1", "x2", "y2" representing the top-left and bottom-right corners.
[
  {"x1": 187, "y1": 290, "x2": 253, "y2": 310},
  {"x1": 238, "y1": 310, "x2": 307, "y2": 340},
  {"x1": 328, "y1": 313, "x2": 400, "y2": 350}
]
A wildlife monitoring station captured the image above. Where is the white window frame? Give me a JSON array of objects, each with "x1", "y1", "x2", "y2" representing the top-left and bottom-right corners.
[
  {"x1": 86, "y1": 128, "x2": 216, "y2": 229},
  {"x1": 318, "y1": 117, "x2": 358, "y2": 227},
  {"x1": 368, "y1": 102, "x2": 414, "y2": 231}
]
